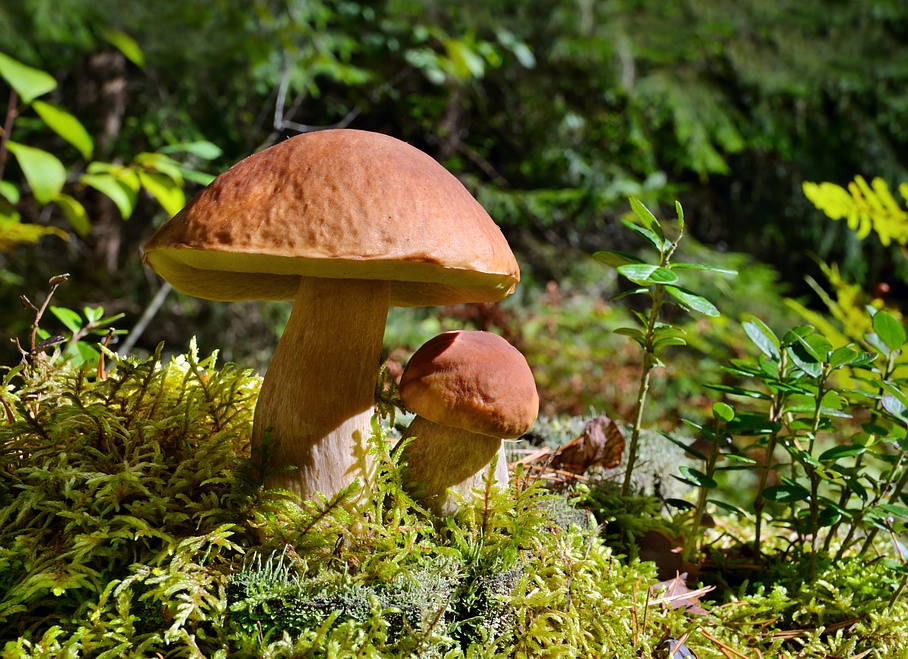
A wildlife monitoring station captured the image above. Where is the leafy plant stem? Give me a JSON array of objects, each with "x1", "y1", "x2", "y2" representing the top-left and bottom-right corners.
[
  {"x1": 825, "y1": 404, "x2": 889, "y2": 553},
  {"x1": 620, "y1": 285, "x2": 665, "y2": 497},
  {"x1": 858, "y1": 446, "x2": 908, "y2": 558},
  {"x1": 682, "y1": 424, "x2": 722, "y2": 563},
  {"x1": 806, "y1": 367, "x2": 830, "y2": 581},
  {"x1": 753, "y1": 352, "x2": 789, "y2": 557}
]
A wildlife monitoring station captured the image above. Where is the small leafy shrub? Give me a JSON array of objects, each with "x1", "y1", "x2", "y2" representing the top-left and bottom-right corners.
[{"x1": 593, "y1": 198, "x2": 736, "y2": 495}]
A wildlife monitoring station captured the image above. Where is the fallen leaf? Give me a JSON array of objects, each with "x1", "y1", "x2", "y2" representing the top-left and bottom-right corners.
[
  {"x1": 548, "y1": 415, "x2": 625, "y2": 472},
  {"x1": 650, "y1": 572, "x2": 713, "y2": 615}
]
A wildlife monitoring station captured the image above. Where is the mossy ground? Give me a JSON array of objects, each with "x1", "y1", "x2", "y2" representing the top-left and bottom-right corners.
[{"x1": 2, "y1": 345, "x2": 908, "y2": 658}]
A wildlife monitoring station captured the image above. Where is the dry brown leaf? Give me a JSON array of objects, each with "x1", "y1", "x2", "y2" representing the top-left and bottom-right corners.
[{"x1": 649, "y1": 572, "x2": 714, "y2": 615}]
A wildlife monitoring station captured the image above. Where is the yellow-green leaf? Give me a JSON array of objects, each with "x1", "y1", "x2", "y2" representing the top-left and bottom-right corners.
[
  {"x1": 0, "y1": 51, "x2": 56, "y2": 103},
  {"x1": 53, "y1": 193, "x2": 90, "y2": 237},
  {"x1": 0, "y1": 180, "x2": 19, "y2": 204},
  {"x1": 136, "y1": 152, "x2": 184, "y2": 185},
  {"x1": 6, "y1": 141, "x2": 66, "y2": 204},
  {"x1": 101, "y1": 29, "x2": 145, "y2": 67},
  {"x1": 138, "y1": 170, "x2": 185, "y2": 217},
  {"x1": 81, "y1": 172, "x2": 137, "y2": 219},
  {"x1": 0, "y1": 216, "x2": 67, "y2": 252},
  {"x1": 33, "y1": 100, "x2": 94, "y2": 160}
]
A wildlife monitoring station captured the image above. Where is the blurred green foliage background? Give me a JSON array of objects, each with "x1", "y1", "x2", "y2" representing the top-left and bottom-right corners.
[{"x1": 2, "y1": 0, "x2": 907, "y2": 418}]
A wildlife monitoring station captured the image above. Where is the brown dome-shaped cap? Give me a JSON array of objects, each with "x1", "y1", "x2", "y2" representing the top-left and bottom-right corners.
[
  {"x1": 142, "y1": 129, "x2": 518, "y2": 307},
  {"x1": 399, "y1": 330, "x2": 539, "y2": 439}
]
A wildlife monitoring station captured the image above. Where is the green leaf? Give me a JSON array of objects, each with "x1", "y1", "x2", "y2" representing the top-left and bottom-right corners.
[
  {"x1": 708, "y1": 499, "x2": 745, "y2": 516},
  {"x1": 705, "y1": 383, "x2": 772, "y2": 400},
  {"x1": 177, "y1": 166, "x2": 216, "y2": 186},
  {"x1": 878, "y1": 503, "x2": 908, "y2": 520},
  {"x1": 781, "y1": 325, "x2": 815, "y2": 347},
  {"x1": 872, "y1": 310, "x2": 906, "y2": 353},
  {"x1": 620, "y1": 219, "x2": 664, "y2": 251},
  {"x1": 614, "y1": 327, "x2": 646, "y2": 342},
  {"x1": 87, "y1": 161, "x2": 142, "y2": 193},
  {"x1": 592, "y1": 249, "x2": 644, "y2": 268},
  {"x1": 827, "y1": 346, "x2": 860, "y2": 369},
  {"x1": 880, "y1": 380, "x2": 908, "y2": 406},
  {"x1": 629, "y1": 196, "x2": 663, "y2": 241},
  {"x1": 53, "y1": 193, "x2": 90, "y2": 237},
  {"x1": 795, "y1": 333, "x2": 833, "y2": 363},
  {"x1": 726, "y1": 412, "x2": 782, "y2": 435},
  {"x1": 881, "y1": 394, "x2": 908, "y2": 423},
  {"x1": 6, "y1": 141, "x2": 66, "y2": 204},
  {"x1": 763, "y1": 483, "x2": 810, "y2": 503},
  {"x1": 0, "y1": 180, "x2": 19, "y2": 204},
  {"x1": 50, "y1": 306, "x2": 82, "y2": 333},
  {"x1": 789, "y1": 337, "x2": 826, "y2": 377},
  {"x1": 0, "y1": 51, "x2": 56, "y2": 103},
  {"x1": 617, "y1": 264, "x2": 678, "y2": 285},
  {"x1": 653, "y1": 336, "x2": 687, "y2": 349},
  {"x1": 444, "y1": 38, "x2": 485, "y2": 79},
  {"x1": 670, "y1": 263, "x2": 738, "y2": 275},
  {"x1": 712, "y1": 402, "x2": 735, "y2": 423},
  {"x1": 81, "y1": 172, "x2": 137, "y2": 219},
  {"x1": 665, "y1": 285, "x2": 719, "y2": 317},
  {"x1": 660, "y1": 431, "x2": 705, "y2": 459},
  {"x1": 743, "y1": 318, "x2": 781, "y2": 360},
  {"x1": 665, "y1": 498, "x2": 695, "y2": 512},
  {"x1": 722, "y1": 453, "x2": 758, "y2": 465},
  {"x1": 678, "y1": 465, "x2": 717, "y2": 489},
  {"x1": 674, "y1": 200, "x2": 685, "y2": 231},
  {"x1": 138, "y1": 170, "x2": 186, "y2": 217},
  {"x1": 32, "y1": 101, "x2": 94, "y2": 160},
  {"x1": 610, "y1": 287, "x2": 651, "y2": 301},
  {"x1": 0, "y1": 215, "x2": 67, "y2": 248},
  {"x1": 653, "y1": 324, "x2": 686, "y2": 340},
  {"x1": 817, "y1": 505, "x2": 842, "y2": 528},
  {"x1": 101, "y1": 29, "x2": 145, "y2": 67},
  {"x1": 818, "y1": 444, "x2": 865, "y2": 462},
  {"x1": 136, "y1": 152, "x2": 185, "y2": 185},
  {"x1": 84, "y1": 306, "x2": 103, "y2": 323},
  {"x1": 160, "y1": 140, "x2": 223, "y2": 160}
]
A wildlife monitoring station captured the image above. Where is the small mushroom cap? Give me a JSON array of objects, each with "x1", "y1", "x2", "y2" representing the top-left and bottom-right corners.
[
  {"x1": 399, "y1": 330, "x2": 539, "y2": 439},
  {"x1": 142, "y1": 129, "x2": 518, "y2": 307}
]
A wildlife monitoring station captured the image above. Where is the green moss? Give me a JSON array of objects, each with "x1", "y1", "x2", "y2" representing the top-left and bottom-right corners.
[{"x1": 2, "y1": 344, "x2": 908, "y2": 658}]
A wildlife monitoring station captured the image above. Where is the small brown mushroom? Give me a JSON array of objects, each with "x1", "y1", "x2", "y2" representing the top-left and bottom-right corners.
[
  {"x1": 397, "y1": 330, "x2": 539, "y2": 515},
  {"x1": 142, "y1": 130, "x2": 519, "y2": 502}
]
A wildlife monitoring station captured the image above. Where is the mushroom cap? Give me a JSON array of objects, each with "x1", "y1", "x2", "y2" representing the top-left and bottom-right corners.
[
  {"x1": 399, "y1": 330, "x2": 539, "y2": 439},
  {"x1": 142, "y1": 129, "x2": 518, "y2": 307}
]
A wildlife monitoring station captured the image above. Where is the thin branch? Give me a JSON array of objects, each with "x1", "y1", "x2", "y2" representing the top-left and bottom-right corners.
[
  {"x1": 0, "y1": 88, "x2": 19, "y2": 182},
  {"x1": 118, "y1": 282, "x2": 172, "y2": 355},
  {"x1": 271, "y1": 64, "x2": 360, "y2": 137}
]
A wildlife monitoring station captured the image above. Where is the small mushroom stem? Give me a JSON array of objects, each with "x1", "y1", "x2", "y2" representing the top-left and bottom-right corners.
[
  {"x1": 252, "y1": 276, "x2": 391, "y2": 500},
  {"x1": 397, "y1": 415, "x2": 509, "y2": 516}
]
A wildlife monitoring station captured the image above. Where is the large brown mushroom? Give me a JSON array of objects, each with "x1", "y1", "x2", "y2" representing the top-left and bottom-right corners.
[
  {"x1": 142, "y1": 130, "x2": 518, "y2": 501},
  {"x1": 397, "y1": 330, "x2": 539, "y2": 515}
]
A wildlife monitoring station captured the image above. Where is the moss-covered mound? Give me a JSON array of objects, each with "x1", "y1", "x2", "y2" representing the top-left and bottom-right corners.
[{"x1": 1, "y1": 346, "x2": 907, "y2": 658}]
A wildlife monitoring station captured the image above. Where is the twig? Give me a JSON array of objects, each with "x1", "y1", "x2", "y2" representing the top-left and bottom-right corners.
[
  {"x1": 273, "y1": 65, "x2": 361, "y2": 135},
  {"x1": 27, "y1": 274, "x2": 70, "y2": 356},
  {"x1": 0, "y1": 87, "x2": 19, "y2": 182},
  {"x1": 118, "y1": 282, "x2": 171, "y2": 355},
  {"x1": 698, "y1": 627, "x2": 754, "y2": 659}
]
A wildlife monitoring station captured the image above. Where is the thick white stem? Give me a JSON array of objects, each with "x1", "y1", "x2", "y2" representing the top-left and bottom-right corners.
[
  {"x1": 252, "y1": 276, "x2": 391, "y2": 500},
  {"x1": 398, "y1": 416, "x2": 508, "y2": 516}
]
